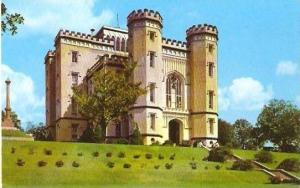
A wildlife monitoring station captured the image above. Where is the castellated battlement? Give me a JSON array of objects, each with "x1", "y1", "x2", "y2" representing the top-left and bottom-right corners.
[
  {"x1": 127, "y1": 9, "x2": 163, "y2": 27},
  {"x1": 55, "y1": 29, "x2": 114, "y2": 46},
  {"x1": 186, "y1": 24, "x2": 218, "y2": 39},
  {"x1": 162, "y1": 37, "x2": 187, "y2": 50}
]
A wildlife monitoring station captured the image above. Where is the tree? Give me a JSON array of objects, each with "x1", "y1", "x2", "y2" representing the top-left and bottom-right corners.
[
  {"x1": 218, "y1": 119, "x2": 233, "y2": 146},
  {"x1": 232, "y1": 119, "x2": 253, "y2": 149},
  {"x1": 26, "y1": 122, "x2": 50, "y2": 141},
  {"x1": 130, "y1": 124, "x2": 143, "y2": 145},
  {"x1": 1, "y1": 3, "x2": 24, "y2": 35},
  {"x1": 256, "y1": 99, "x2": 300, "y2": 152},
  {"x1": 73, "y1": 60, "x2": 146, "y2": 142}
]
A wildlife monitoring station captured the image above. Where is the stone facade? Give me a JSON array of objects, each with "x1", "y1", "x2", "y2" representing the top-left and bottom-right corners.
[{"x1": 45, "y1": 9, "x2": 219, "y2": 146}]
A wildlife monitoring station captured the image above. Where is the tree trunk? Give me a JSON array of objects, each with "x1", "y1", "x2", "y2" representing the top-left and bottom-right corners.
[{"x1": 100, "y1": 118, "x2": 107, "y2": 142}]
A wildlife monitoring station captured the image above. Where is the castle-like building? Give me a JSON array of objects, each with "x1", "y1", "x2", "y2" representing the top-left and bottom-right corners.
[{"x1": 45, "y1": 9, "x2": 219, "y2": 145}]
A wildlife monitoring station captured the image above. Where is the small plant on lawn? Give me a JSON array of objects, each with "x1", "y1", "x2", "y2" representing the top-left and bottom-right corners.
[
  {"x1": 133, "y1": 154, "x2": 140, "y2": 159},
  {"x1": 11, "y1": 147, "x2": 16, "y2": 154},
  {"x1": 44, "y1": 149, "x2": 52, "y2": 155},
  {"x1": 55, "y1": 160, "x2": 64, "y2": 167},
  {"x1": 72, "y1": 161, "x2": 80, "y2": 168},
  {"x1": 16, "y1": 159, "x2": 25, "y2": 166},
  {"x1": 254, "y1": 150, "x2": 273, "y2": 163},
  {"x1": 207, "y1": 147, "x2": 232, "y2": 162},
  {"x1": 231, "y1": 160, "x2": 253, "y2": 171},
  {"x1": 62, "y1": 152, "x2": 67, "y2": 156},
  {"x1": 169, "y1": 153, "x2": 175, "y2": 160},
  {"x1": 77, "y1": 152, "x2": 83, "y2": 157},
  {"x1": 158, "y1": 154, "x2": 164, "y2": 160},
  {"x1": 190, "y1": 162, "x2": 197, "y2": 170},
  {"x1": 205, "y1": 166, "x2": 208, "y2": 170},
  {"x1": 106, "y1": 152, "x2": 112, "y2": 158},
  {"x1": 28, "y1": 148, "x2": 34, "y2": 155},
  {"x1": 92, "y1": 151, "x2": 99, "y2": 157},
  {"x1": 37, "y1": 160, "x2": 47, "y2": 167},
  {"x1": 215, "y1": 165, "x2": 221, "y2": 170},
  {"x1": 165, "y1": 163, "x2": 173, "y2": 170},
  {"x1": 118, "y1": 152, "x2": 125, "y2": 158},
  {"x1": 154, "y1": 165, "x2": 160, "y2": 169},
  {"x1": 107, "y1": 161, "x2": 115, "y2": 168},
  {"x1": 270, "y1": 176, "x2": 283, "y2": 184},
  {"x1": 123, "y1": 163, "x2": 131, "y2": 169},
  {"x1": 145, "y1": 153, "x2": 152, "y2": 159},
  {"x1": 277, "y1": 158, "x2": 300, "y2": 172}
]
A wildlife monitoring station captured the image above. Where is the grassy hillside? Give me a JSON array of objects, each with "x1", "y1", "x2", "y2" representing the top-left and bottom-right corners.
[
  {"x1": 2, "y1": 140, "x2": 299, "y2": 188},
  {"x1": 2, "y1": 129, "x2": 32, "y2": 138}
]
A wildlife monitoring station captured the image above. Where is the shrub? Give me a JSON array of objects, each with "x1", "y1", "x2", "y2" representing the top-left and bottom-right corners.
[
  {"x1": 158, "y1": 154, "x2": 164, "y2": 160},
  {"x1": 44, "y1": 149, "x2": 52, "y2": 155},
  {"x1": 254, "y1": 150, "x2": 273, "y2": 163},
  {"x1": 154, "y1": 165, "x2": 160, "y2": 169},
  {"x1": 55, "y1": 160, "x2": 64, "y2": 167},
  {"x1": 118, "y1": 152, "x2": 125, "y2": 158},
  {"x1": 162, "y1": 140, "x2": 173, "y2": 146},
  {"x1": 92, "y1": 151, "x2": 99, "y2": 157},
  {"x1": 169, "y1": 153, "x2": 175, "y2": 160},
  {"x1": 11, "y1": 147, "x2": 16, "y2": 154},
  {"x1": 145, "y1": 153, "x2": 152, "y2": 159},
  {"x1": 231, "y1": 160, "x2": 253, "y2": 171},
  {"x1": 62, "y1": 152, "x2": 67, "y2": 156},
  {"x1": 151, "y1": 141, "x2": 160, "y2": 146},
  {"x1": 204, "y1": 166, "x2": 208, "y2": 170},
  {"x1": 270, "y1": 176, "x2": 283, "y2": 184},
  {"x1": 215, "y1": 165, "x2": 221, "y2": 170},
  {"x1": 190, "y1": 162, "x2": 197, "y2": 170},
  {"x1": 123, "y1": 163, "x2": 131, "y2": 169},
  {"x1": 165, "y1": 163, "x2": 173, "y2": 170},
  {"x1": 207, "y1": 147, "x2": 232, "y2": 162},
  {"x1": 277, "y1": 158, "x2": 300, "y2": 172},
  {"x1": 129, "y1": 125, "x2": 143, "y2": 145},
  {"x1": 37, "y1": 160, "x2": 47, "y2": 167},
  {"x1": 106, "y1": 152, "x2": 112, "y2": 158},
  {"x1": 16, "y1": 159, "x2": 25, "y2": 166},
  {"x1": 72, "y1": 161, "x2": 80, "y2": 168},
  {"x1": 115, "y1": 138, "x2": 129, "y2": 144},
  {"x1": 133, "y1": 154, "x2": 140, "y2": 159},
  {"x1": 107, "y1": 161, "x2": 114, "y2": 168},
  {"x1": 77, "y1": 152, "x2": 83, "y2": 157}
]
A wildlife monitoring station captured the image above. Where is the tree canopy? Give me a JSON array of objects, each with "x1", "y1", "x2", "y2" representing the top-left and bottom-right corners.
[{"x1": 1, "y1": 3, "x2": 24, "y2": 35}]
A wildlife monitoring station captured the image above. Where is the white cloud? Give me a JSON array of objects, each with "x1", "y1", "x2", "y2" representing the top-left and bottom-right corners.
[
  {"x1": 12, "y1": 0, "x2": 114, "y2": 35},
  {"x1": 0, "y1": 64, "x2": 44, "y2": 126},
  {"x1": 276, "y1": 61, "x2": 298, "y2": 76},
  {"x1": 219, "y1": 77, "x2": 273, "y2": 111}
]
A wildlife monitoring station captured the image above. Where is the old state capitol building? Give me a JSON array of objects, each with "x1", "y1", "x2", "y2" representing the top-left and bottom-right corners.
[{"x1": 45, "y1": 9, "x2": 219, "y2": 146}]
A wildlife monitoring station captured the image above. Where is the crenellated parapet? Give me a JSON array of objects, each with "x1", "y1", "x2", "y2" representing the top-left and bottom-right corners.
[
  {"x1": 162, "y1": 37, "x2": 187, "y2": 51},
  {"x1": 186, "y1": 24, "x2": 218, "y2": 40},
  {"x1": 127, "y1": 9, "x2": 163, "y2": 27}
]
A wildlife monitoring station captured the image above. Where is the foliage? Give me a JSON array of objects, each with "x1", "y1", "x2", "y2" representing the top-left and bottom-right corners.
[
  {"x1": 232, "y1": 119, "x2": 253, "y2": 149},
  {"x1": 254, "y1": 150, "x2": 273, "y2": 163},
  {"x1": 55, "y1": 160, "x2": 64, "y2": 168},
  {"x1": 92, "y1": 151, "x2": 99, "y2": 157},
  {"x1": 231, "y1": 160, "x2": 253, "y2": 171},
  {"x1": 218, "y1": 119, "x2": 233, "y2": 146},
  {"x1": 11, "y1": 147, "x2": 16, "y2": 154},
  {"x1": 145, "y1": 153, "x2": 152, "y2": 159},
  {"x1": 118, "y1": 152, "x2": 125, "y2": 158},
  {"x1": 106, "y1": 152, "x2": 112, "y2": 158},
  {"x1": 2, "y1": 110, "x2": 22, "y2": 130},
  {"x1": 154, "y1": 165, "x2": 160, "y2": 169},
  {"x1": 207, "y1": 147, "x2": 233, "y2": 162},
  {"x1": 123, "y1": 163, "x2": 131, "y2": 169},
  {"x1": 44, "y1": 149, "x2": 52, "y2": 155},
  {"x1": 107, "y1": 138, "x2": 129, "y2": 144},
  {"x1": 73, "y1": 61, "x2": 146, "y2": 142},
  {"x1": 277, "y1": 158, "x2": 300, "y2": 172},
  {"x1": 26, "y1": 123, "x2": 51, "y2": 141},
  {"x1": 77, "y1": 152, "x2": 83, "y2": 157},
  {"x1": 37, "y1": 160, "x2": 47, "y2": 167},
  {"x1": 107, "y1": 161, "x2": 114, "y2": 168},
  {"x1": 1, "y1": 3, "x2": 24, "y2": 35},
  {"x1": 16, "y1": 159, "x2": 25, "y2": 166},
  {"x1": 133, "y1": 154, "x2": 140, "y2": 159},
  {"x1": 190, "y1": 162, "x2": 197, "y2": 170},
  {"x1": 79, "y1": 126, "x2": 98, "y2": 143},
  {"x1": 129, "y1": 125, "x2": 144, "y2": 145},
  {"x1": 162, "y1": 140, "x2": 173, "y2": 146},
  {"x1": 62, "y1": 152, "x2": 67, "y2": 156},
  {"x1": 2, "y1": 129, "x2": 31, "y2": 138},
  {"x1": 256, "y1": 99, "x2": 300, "y2": 152},
  {"x1": 215, "y1": 165, "x2": 221, "y2": 170},
  {"x1": 169, "y1": 153, "x2": 176, "y2": 160},
  {"x1": 72, "y1": 161, "x2": 80, "y2": 168},
  {"x1": 158, "y1": 154, "x2": 164, "y2": 160},
  {"x1": 165, "y1": 163, "x2": 173, "y2": 170}
]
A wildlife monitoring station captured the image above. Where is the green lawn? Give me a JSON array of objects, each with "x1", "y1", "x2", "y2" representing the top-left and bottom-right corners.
[
  {"x1": 2, "y1": 129, "x2": 32, "y2": 138},
  {"x1": 2, "y1": 140, "x2": 299, "y2": 188},
  {"x1": 233, "y1": 149, "x2": 300, "y2": 176}
]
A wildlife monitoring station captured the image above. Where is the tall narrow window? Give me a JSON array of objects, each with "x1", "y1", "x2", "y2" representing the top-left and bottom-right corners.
[
  {"x1": 209, "y1": 63, "x2": 214, "y2": 77},
  {"x1": 72, "y1": 51, "x2": 78, "y2": 62},
  {"x1": 121, "y1": 38, "x2": 126, "y2": 52},
  {"x1": 71, "y1": 97, "x2": 78, "y2": 115},
  {"x1": 208, "y1": 44, "x2": 214, "y2": 53},
  {"x1": 71, "y1": 123, "x2": 79, "y2": 140},
  {"x1": 209, "y1": 91, "x2": 214, "y2": 109},
  {"x1": 116, "y1": 37, "x2": 120, "y2": 51},
  {"x1": 166, "y1": 73, "x2": 183, "y2": 109},
  {"x1": 150, "y1": 83, "x2": 155, "y2": 102},
  {"x1": 115, "y1": 122, "x2": 121, "y2": 137},
  {"x1": 209, "y1": 118, "x2": 214, "y2": 134},
  {"x1": 71, "y1": 72, "x2": 79, "y2": 86},
  {"x1": 150, "y1": 52, "x2": 155, "y2": 67},
  {"x1": 149, "y1": 31, "x2": 156, "y2": 41},
  {"x1": 150, "y1": 113, "x2": 156, "y2": 130}
]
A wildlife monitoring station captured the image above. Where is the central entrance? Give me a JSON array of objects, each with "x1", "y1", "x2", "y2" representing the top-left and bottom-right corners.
[{"x1": 168, "y1": 119, "x2": 182, "y2": 145}]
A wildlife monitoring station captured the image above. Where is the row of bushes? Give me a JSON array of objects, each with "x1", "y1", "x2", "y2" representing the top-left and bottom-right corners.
[{"x1": 16, "y1": 159, "x2": 80, "y2": 168}]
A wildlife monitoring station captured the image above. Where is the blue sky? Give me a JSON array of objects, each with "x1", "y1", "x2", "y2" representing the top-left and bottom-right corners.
[{"x1": 1, "y1": 0, "x2": 300, "y2": 128}]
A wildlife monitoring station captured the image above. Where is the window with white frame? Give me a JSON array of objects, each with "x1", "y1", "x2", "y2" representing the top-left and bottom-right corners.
[{"x1": 166, "y1": 73, "x2": 183, "y2": 108}]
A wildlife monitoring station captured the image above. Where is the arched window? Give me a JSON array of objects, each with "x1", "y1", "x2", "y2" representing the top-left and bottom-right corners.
[
  {"x1": 121, "y1": 38, "x2": 126, "y2": 52},
  {"x1": 116, "y1": 37, "x2": 120, "y2": 51},
  {"x1": 166, "y1": 73, "x2": 183, "y2": 109}
]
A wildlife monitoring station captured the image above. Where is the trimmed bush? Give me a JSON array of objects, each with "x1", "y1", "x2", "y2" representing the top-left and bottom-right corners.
[
  {"x1": 16, "y1": 159, "x2": 25, "y2": 166},
  {"x1": 118, "y1": 152, "x2": 125, "y2": 158},
  {"x1": 162, "y1": 140, "x2": 173, "y2": 146},
  {"x1": 55, "y1": 160, "x2": 64, "y2": 167},
  {"x1": 116, "y1": 138, "x2": 129, "y2": 144},
  {"x1": 151, "y1": 141, "x2": 160, "y2": 146},
  {"x1": 190, "y1": 162, "x2": 197, "y2": 170},
  {"x1": 204, "y1": 166, "x2": 208, "y2": 170},
  {"x1": 145, "y1": 153, "x2": 152, "y2": 159},
  {"x1": 11, "y1": 147, "x2": 16, "y2": 154},
  {"x1": 169, "y1": 153, "x2": 175, "y2": 160},
  {"x1": 215, "y1": 165, "x2": 221, "y2": 170},
  {"x1": 231, "y1": 160, "x2": 253, "y2": 171},
  {"x1": 133, "y1": 154, "x2": 140, "y2": 159},
  {"x1": 77, "y1": 152, "x2": 83, "y2": 157},
  {"x1": 165, "y1": 163, "x2": 173, "y2": 170},
  {"x1": 254, "y1": 150, "x2": 273, "y2": 163},
  {"x1": 277, "y1": 158, "x2": 300, "y2": 172},
  {"x1": 92, "y1": 151, "x2": 99, "y2": 157},
  {"x1": 72, "y1": 161, "x2": 80, "y2": 168},
  {"x1": 44, "y1": 149, "x2": 52, "y2": 155},
  {"x1": 154, "y1": 165, "x2": 160, "y2": 169},
  {"x1": 107, "y1": 161, "x2": 114, "y2": 168},
  {"x1": 106, "y1": 152, "x2": 112, "y2": 158},
  {"x1": 37, "y1": 160, "x2": 47, "y2": 167},
  {"x1": 158, "y1": 154, "x2": 164, "y2": 160},
  {"x1": 62, "y1": 152, "x2": 67, "y2": 156},
  {"x1": 270, "y1": 176, "x2": 283, "y2": 184},
  {"x1": 123, "y1": 163, "x2": 131, "y2": 169},
  {"x1": 207, "y1": 147, "x2": 232, "y2": 162}
]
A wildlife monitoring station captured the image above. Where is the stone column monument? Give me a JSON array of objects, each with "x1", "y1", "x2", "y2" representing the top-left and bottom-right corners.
[{"x1": 2, "y1": 78, "x2": 17, "y2": 130}]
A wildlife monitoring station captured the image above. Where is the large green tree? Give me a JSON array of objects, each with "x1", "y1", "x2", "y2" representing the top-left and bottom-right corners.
[
  {"x1": 1, "y1": 3, "x2": 24, "y2": 35},
  {"x1": 256, "y1": 99, "x2": 300, "y2": 152},
  {"x1": 73, "y1": 61, "x2": 146, "y2": 142},
  {"x1": 218, "y1": 119, "x2": 233, "y2": 146},
  {"x1": 232, "y1": 119, "x2": 253, "y2": 149}
]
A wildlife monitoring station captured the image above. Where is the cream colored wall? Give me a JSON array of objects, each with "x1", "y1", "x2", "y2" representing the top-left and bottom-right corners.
[{"x1": 56, "y1": 119, "x2": 87, "y2": 141}]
